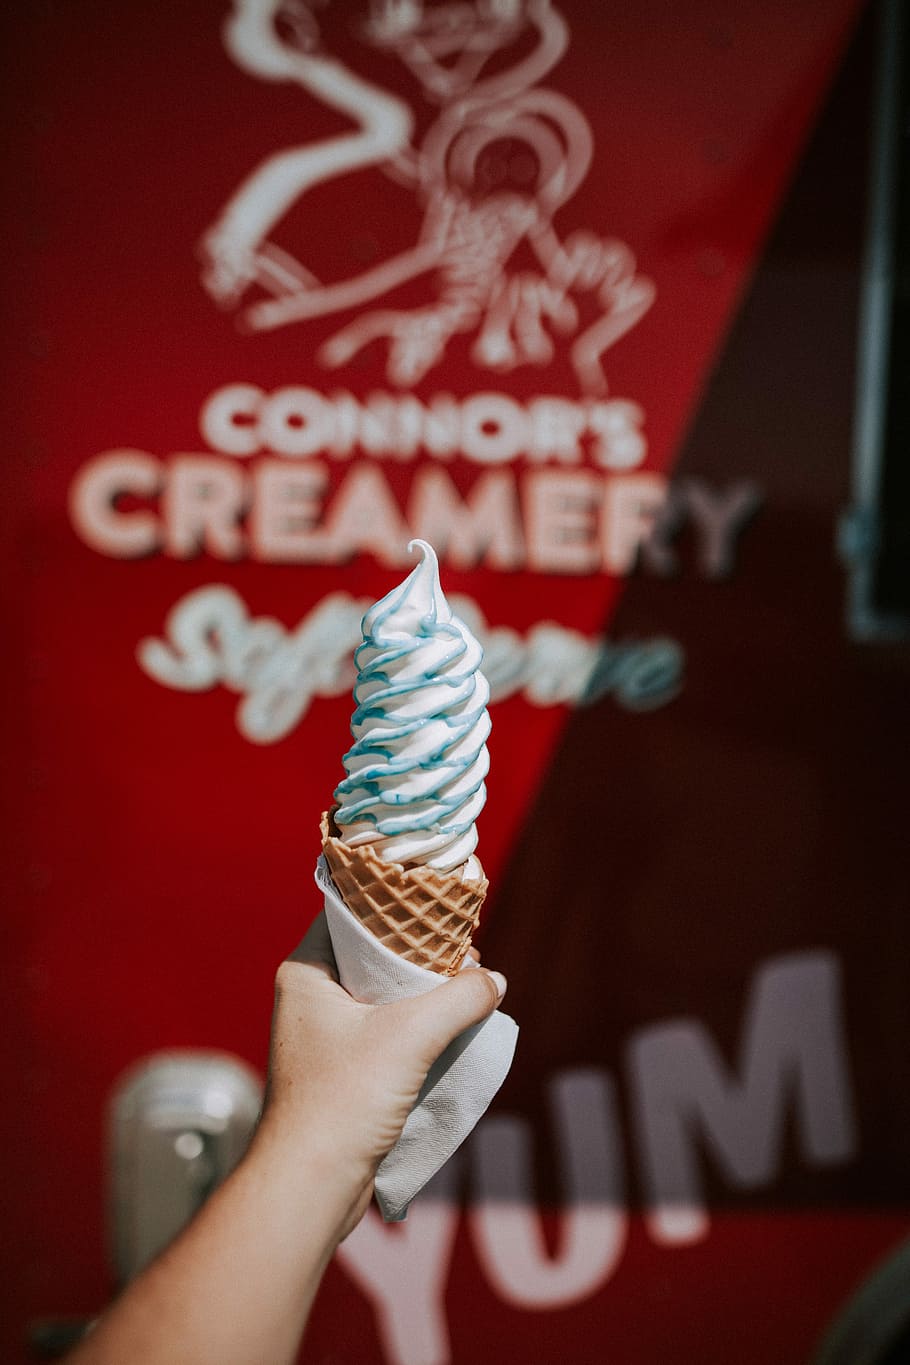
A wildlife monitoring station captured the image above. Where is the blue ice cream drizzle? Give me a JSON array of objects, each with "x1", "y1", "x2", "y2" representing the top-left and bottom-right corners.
[{"x1": 333, "y1": 540, "x2": 491, "y2": 873}]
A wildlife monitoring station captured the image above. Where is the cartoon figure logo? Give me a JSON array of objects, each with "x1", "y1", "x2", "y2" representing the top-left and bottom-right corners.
[{"x1": 200, "y1": 0, "x2": 655, "y2": 394}]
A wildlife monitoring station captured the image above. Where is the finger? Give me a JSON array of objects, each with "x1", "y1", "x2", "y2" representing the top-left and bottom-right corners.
[
  {"x1": 466, "y1": 946, "x2": 481, "y2": 963},
  {"x1": 393, "y1": 968, "x2": 506, "y2": 1065},
  {"x1": 286, "y1": 910, "x2": 338, "y2": 980}
]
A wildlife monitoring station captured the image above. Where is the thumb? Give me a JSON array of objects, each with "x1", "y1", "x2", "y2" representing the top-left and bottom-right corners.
[{"x1": 396, "y1": 968, "x2": 507, "y2": 1067}]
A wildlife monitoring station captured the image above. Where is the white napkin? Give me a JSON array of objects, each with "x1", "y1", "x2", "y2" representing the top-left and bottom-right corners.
[{"x1": 315, "y1": 855, "x2": 519, "y2": 1222}]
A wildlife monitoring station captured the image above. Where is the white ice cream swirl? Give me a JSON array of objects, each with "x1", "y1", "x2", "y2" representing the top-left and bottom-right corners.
[{"x1": 333, "y1": 540, "x2": 490, "y2": 876}]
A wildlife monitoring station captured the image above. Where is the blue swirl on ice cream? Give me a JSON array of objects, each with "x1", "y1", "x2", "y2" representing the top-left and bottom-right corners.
[{"x1": 333, "y1": 540, "x2": 491, "y2": 876}]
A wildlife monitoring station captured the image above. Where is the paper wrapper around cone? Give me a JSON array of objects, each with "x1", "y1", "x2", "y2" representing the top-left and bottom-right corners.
[{"x1": 320, "y1": 809, "x2": 487, "y2": 975}]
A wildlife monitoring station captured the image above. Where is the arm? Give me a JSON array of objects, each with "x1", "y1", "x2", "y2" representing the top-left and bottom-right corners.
[{"x1": 68, "y1": 915, "x2": 505, "y2": 1365}]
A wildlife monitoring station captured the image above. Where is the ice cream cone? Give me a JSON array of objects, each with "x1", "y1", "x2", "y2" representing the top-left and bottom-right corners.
[{"x1": 320, "y1": 809, "x2": 487, "y2": 975}]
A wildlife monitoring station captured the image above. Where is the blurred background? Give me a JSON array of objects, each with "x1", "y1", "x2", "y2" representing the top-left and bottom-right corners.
[{"x1": 3, "y1": 1, "x2": 909, "y2": 1361}]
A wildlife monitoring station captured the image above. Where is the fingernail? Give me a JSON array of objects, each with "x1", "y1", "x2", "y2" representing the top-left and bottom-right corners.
[{"x1": 487, "y1": 970, "x2": 507, "y2": 1003}]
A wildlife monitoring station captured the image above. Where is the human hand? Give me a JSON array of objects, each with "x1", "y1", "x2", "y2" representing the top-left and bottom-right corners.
[{"x1": 254, "y1": 913, "x2": 506, "y2": 1242}]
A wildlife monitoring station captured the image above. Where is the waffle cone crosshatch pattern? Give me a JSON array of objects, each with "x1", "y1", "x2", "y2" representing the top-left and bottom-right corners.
[{"x1": 322, "y1": 809, "x2": 486, "y2": 975}]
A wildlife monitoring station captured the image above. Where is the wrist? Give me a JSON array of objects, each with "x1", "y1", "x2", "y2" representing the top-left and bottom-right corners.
[{"x1": 248, "y1": 1113, "x2": 373, "y2": 1247}]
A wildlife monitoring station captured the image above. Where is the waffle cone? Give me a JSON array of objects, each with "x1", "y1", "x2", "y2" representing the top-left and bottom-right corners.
[{"x1": 320, "y1": 809, "x2": 487, "y2": 975}]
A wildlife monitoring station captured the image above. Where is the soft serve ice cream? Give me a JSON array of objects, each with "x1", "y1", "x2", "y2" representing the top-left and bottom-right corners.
[
  {"x1": 333, "y1": 538, "x2": 490, "y2": 880},
  {"x1": 321, "y1": 539, "x2": 491, "y2": 972},
  {"x1": 316, "y1": 543, "x2": 516, "y2": 1221}
]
